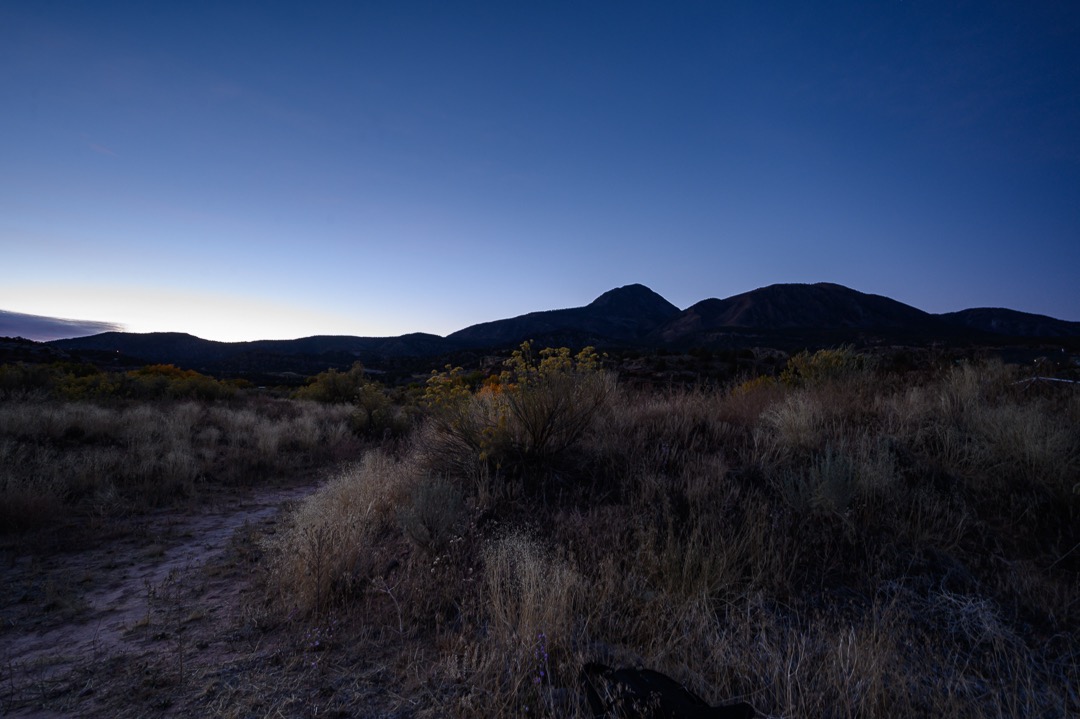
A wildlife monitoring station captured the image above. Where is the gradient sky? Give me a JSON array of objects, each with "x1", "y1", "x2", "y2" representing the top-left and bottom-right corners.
[{"x1": 2, "y1": 1, "x2": 1078, "y2": 341}]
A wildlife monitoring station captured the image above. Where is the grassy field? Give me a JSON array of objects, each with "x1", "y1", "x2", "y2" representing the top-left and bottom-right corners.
[{"x1": 2, "y1": 350, "x2": 1078, "y2": 717}]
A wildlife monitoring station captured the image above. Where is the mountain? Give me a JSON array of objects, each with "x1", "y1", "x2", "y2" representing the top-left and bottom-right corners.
[
  {"x1": 35, "y1": 282, "x2": 1080, "y2": 378},
  {"x1": 447, "y1": 284, "x2": 681, "y2": 348},
  {"x1": 242, "y1": 332, "x2": 452, "y2": 359},
  {"x1": 51, "y1": 332, "x2": 238, "y2": 364},
  {"x1": 49, "y1": 330, "x2": 462, "y2": 378},
  {"x1": 653, "y1": 283, "x2": 948, "y2": 344},
  {"x1": 938, "y1": 308, "x2": 1080, "y2": 338},
  {"x1": 47, "y1": 285, "x2": 683, "y2": 376}
]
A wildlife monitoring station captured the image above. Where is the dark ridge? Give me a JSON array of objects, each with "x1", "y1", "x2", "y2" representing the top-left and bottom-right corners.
[
  {"x1": 938, "y1": 307, "x2": 1080, "y2": 338},
  {"x1": 27, "y1": 281, "x2": 1079, "y2": 378},
  {"x1": 650, "y1": 283, "x2": 982, "y2": 349},
  {"x1": 657, "y1": 283, "x2": 935, "y2": 336},
  {"x1": 51, "y1": 332, "x2": 237, "y2": 365}
]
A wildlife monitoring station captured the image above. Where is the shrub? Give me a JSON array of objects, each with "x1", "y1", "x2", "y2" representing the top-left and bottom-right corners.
[
  {"x1": 780, "y1": 346, "x2": 872, "y2": 387},
  {"x1": 499, "y1": 343, "x2": 614, "y2": 461},
  {"x1": 294, "y1": 362, "x2": 370, "y2": 404},
  {"x1": 297, "y1": 363, "x2": 409, "y2": 438},
  {"x1": 423, "y1": 365, "x2": 509, "y2": 472},
  {"x1": 123, "y1": 364, "x2": 237, "y2": 400},
  {"x1": 423, "y1": 342, "x2": 614, "y2": 476}
]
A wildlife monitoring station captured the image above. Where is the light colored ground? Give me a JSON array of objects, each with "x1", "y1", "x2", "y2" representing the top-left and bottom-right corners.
[{"x1": 1, "y1": 484, "x2": 314, "y2": 717}]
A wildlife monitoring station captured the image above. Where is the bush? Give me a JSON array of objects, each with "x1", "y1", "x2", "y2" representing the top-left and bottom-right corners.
[
  {"x1": 294, "y1": 362, "x2": 370, "y2": 404},
  {"x1": 296, "y1": 363, "x2": 409, "y2": 438},
  {"x1": 423, "y1": 342, "x2": 614, "y2": 476},
  {"x1": 780, "y1": 346, "x2": 872, "y2": 387},
  {"x1": 500, "y1": 343, "x2": 614, "y2": 461}
]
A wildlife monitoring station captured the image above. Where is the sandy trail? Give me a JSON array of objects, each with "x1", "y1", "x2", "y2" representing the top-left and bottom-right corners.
[{"x1": 1, "y1": 483, "x2": 315, "y2": 717}]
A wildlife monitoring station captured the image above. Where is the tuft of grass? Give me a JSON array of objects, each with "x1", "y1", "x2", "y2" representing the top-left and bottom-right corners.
[{"x1": 267, "y1": 451, "x2": 417, "y2": 617}]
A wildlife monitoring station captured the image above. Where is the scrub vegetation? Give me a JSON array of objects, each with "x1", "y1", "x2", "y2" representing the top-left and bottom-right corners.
[
  {"x1": 2, "y1": 347, "x2": 1078, "y2": 717},
  {"x1": 0, "y1": 368, "x2": 360, "y2": 534}
]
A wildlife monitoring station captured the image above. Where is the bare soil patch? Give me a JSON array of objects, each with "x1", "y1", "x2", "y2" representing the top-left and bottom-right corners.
[{"x1": 0, "y1": 481, "x2": 406, "y2": 718}]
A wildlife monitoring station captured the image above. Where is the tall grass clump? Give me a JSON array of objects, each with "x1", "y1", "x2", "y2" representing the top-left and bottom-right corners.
[
  {"x1": 448, "y1": 532, "x2": 585, "y2": 716},
  {"x1": 268, "y1": 451, "x2": 419, "y2": 617}
]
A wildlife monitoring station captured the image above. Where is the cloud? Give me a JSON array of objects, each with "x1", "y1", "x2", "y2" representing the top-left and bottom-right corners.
[
  {"x1": 207, "y1": 79, "x2": 321, "y2": 130},
  {"x1": 80, "y1": 132, "x2": 116, "y2": 155},
  {"x1": 88, "y1": 142, "x2": 116, "y2": 155},
  {"x1": 0, "y1": 310, "x2": 125, "y2": 342}
]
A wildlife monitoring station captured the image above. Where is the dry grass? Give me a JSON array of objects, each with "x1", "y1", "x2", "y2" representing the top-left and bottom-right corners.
[
  {"x1": 446, "y1": 531, "x2": 586, "y2": 716},
  {"x1": 267, "y1": 450, "x2": 419, "y2": 617},
  {"x1": 252, "y1": 356, "x2": 1077, "y2": 716},
  {"x1": 0, "y1": 397, "x2": 358, "y2": 532},
  {"x1": 7, "y1": 355, "x2": 1078, "y2": 717}
]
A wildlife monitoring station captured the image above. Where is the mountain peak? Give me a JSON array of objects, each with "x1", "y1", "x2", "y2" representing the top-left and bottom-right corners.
[
  {"x1": 656, "y1": 282, "x2": 939, "y2": 343},
  {"x1": 588, "y1": 284, "x2": 680, "y2": 316},
  {"x1": 447, "y1": 284, "x2": 680, "y2": 348}
]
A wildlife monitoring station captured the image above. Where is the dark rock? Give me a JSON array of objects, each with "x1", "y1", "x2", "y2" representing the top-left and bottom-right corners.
[{"x1": 581, "y1": 662, "x2": 755, "y2": 719}]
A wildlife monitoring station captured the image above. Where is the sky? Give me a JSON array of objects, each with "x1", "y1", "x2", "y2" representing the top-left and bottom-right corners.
[{"x1": 2, "y1": 1, "x2": 1078, "y2": 342}]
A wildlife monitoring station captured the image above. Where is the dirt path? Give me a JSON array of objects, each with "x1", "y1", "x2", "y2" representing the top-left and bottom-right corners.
[{"x1": 1, "y1": 483, "x2": 317, "y2": 717}]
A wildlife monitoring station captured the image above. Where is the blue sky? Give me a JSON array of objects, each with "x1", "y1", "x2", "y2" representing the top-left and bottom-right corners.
[{"x1": 2, "y1": 1, "x2": 1078, "y2": 341}]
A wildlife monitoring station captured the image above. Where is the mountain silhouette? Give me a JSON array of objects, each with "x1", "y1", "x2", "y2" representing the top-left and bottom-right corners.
[
  {"x1": 938, "y1": 307, "x2": 1080, "y2": 338},
  {"x1": 653, "y1": 283, "x2": 950, "y2": 345},
  {"x1": 447, "y1": 284, "x2": 680, "y2": 348},
  {"x1": 34, "y1": 282, "x2": 1080, "y2": 376}
]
